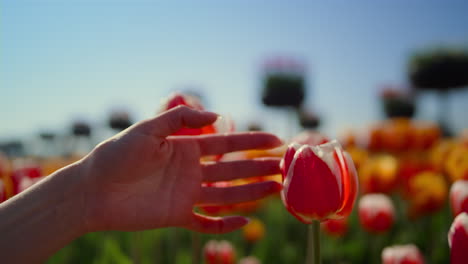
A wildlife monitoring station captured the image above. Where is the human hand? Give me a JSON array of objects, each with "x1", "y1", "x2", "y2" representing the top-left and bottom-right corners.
[{"x1": 80, "y1": 106, "x2": 283, "y2": 233}]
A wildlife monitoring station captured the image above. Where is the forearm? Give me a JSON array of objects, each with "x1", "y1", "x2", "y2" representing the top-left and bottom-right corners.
[{"x1": 0, "y1": 161, "x2": 88, "y2": 263}]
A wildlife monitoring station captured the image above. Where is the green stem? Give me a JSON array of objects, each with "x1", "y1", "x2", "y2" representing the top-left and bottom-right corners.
[{"x1": 306, "y1": 221, "x2": 321, "y2": 264}]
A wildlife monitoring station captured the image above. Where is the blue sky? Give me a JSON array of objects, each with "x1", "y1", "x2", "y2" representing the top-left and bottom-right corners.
[{"x1": 2, "y1": 0, "x2": 468, "y2": 141}]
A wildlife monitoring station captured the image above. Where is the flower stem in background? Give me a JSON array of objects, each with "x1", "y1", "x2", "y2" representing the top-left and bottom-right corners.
[{"x1": 306, "y1": 221, "x2": 321, "y2": 264}]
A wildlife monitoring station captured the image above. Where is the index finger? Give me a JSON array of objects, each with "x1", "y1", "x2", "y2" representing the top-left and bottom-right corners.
[{"x1": 196, "y1": 132, "x2": 283, "y2": 156}]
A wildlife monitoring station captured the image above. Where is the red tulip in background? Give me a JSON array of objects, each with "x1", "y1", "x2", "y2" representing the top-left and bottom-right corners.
[
  {"x1": 358, "y1": 193, "x2": 395, "y2": 233},
  {"x1": 11, "y1": 162, "x2": 43, "y2": 195},
  {"x1": 450, "y1": 180, "x2": 468, "y2": 217},
  {"x1": 203, "y1": 240, "x2": 235, "y2": 264},
  {"x1": 449, "y1": 212, "x2": 468, "y2": 264},
  {"x1": 281, "y1": 140, "x2": 358, "y2": 223},
  {"x1": 159, "y1": 92, "x2": 234, "y2": 136},
  {"x1": 382, "y1": 244, "x2": 425, "y2": 264},
  {"x1": 321, "y1": 218, "x2": 348, "y2": 237}
]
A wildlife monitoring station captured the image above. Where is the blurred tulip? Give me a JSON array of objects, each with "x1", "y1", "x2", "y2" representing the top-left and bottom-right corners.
[
  {"x1": 406, "y1": 171, "x2": 447, "y2": 217},
  {"x1": 11, "y1": 161, "x2": 43, "y2": 195},
  {"x1": 359, "y1": 155, "x2": 398, "y2": 194},
  {"x1": 359, "y1": 194, "x2": 395, "y2": 233},
  {"x1": 242, "y1": 218, "x2": 265, "y2": 243},
  {"x1": 449, "y1": 212, "x2": 468, "y2": 264},
  {"x1": 321, "y1": 218, "x2": 348, "y2": 237},
  {"x1": 204, "y1": 240, "x2": 219, "y2": 264},
  {"x1": 281, "y1": 140, "x2": 358, "y2": 223},
  {"x1": 411, "y1": 121, "x2": 440, "y2": 150},
  {"x1": 381, "y1": 118, "x2": 412, "y2": 152},
  {"x1": 451, "y1": 180, "x2": 468, "y2": 217},
  {"x1": 345, "y1": 147, "x2": 369, "y2": 170},
  {"x1": 0, "y1": 153, "x2": 13, "y2": 198},
  {"x1": 291, "y1": 131, "x2": 329, "y2": 146},
  {"x1": 399, "y1": 155, "x2": 435, "y2": 189},
  {"x1": 382, "y1": 244, "x2": 425, "y2": 264},
  {"x1": 430, "y1": 139, "x2": 457, "y2": 173},
  {"x1": 159, "y1": 92, "x2": 234, "y2": 136},
  {"x1": 445, "y1": 144, "x2": 468, "y2": 182},
  {"x1": 238, "y1": 256, "x2": 261, "y2": 264},
  {"x1": 203, "y1": 240, "x2": 235, "y2": 264}
]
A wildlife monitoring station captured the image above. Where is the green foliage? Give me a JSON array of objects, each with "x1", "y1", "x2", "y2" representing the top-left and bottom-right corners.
[{"x1": 47, "y1": 198, "x2": 451, "y2": 264}]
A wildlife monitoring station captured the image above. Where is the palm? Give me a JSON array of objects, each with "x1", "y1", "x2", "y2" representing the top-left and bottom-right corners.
[{"x1": 83, "y1": 106, "x2": 282, "y2": 233}]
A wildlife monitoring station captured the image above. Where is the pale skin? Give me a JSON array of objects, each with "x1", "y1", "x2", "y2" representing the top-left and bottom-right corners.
[{"x1": 0, "y1": 106, "x2": 283, "y2": 263}]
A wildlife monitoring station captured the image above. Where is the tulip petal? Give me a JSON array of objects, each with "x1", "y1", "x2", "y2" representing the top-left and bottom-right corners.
[
  {"x1": 281, "y1": 143, "x2": 301, "y2": 181},
  {"x1": 335, "y1": 148, "x2": 358, "y2": 217}
]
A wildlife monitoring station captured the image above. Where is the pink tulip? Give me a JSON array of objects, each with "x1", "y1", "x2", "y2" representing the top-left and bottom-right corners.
[{"x1": 382, "y1": 244, "x2": 425, "y2": 264}]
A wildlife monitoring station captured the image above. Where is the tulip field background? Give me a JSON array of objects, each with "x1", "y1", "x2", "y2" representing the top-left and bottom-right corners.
[
  {"x1": 3, "y1": 1, "x2": 468, "y2": 263},
  {"x1": 46, "y1": 195, "x2": 451, "y2": 264}
]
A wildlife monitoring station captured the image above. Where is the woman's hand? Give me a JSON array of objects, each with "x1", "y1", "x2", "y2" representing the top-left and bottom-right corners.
[{"x1": 81, "y1": 105, "x2": 283, "y2": 233}]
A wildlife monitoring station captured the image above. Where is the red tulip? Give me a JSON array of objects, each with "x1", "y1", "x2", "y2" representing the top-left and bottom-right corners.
[
  {"x1": 321, "y1": 218, "x2": 348, "y2": 237},
  {"x1": 449, "y1": 212, "x2": 468, "y2": 264},
  {"x1": 382, "y1": 244, "x2": 425, "y2": 264},
  {"x1": 281, "y1": 140, "x2": 358, "y2": 223},
  {"x1": 159, "y1": 92, "x2": 234, "y2": 136},
  {"x1": 11, "y1": 162, "x2": 42, "y2": 195},
  {"x1": 203, "y1": 240, "x2": 235, "y2": 264},
  {"x1": 450, "y1": 180, "x2": 468, "y2": 217},
  {"x1": 359, "y1": 193, "x2": 395, "y2": 233}
]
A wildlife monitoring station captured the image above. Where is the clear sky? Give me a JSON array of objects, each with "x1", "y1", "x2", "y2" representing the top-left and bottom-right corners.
[{"x1": 2, "y1": 0, "x2": 468, "y2": 141}]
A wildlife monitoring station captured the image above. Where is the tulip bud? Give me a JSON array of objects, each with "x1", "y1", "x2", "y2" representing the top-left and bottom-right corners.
[
  {"x1": 450, "y1": 180, "x2": 468, "y2": 217},
  {"x1": 449, "y1": 212, "x2": 468, "y2": 264},
  {"x1": 382, "y1": 244, "x2": 425, "y2": 264},
  {"x1": 242, "y1": 218, "x2": 265, "y2": 243},
  {"x1": 322, "y1": 218, "x2": 348, "y2": 237},
  {"x1": 359, "y1": 194, "x2": 395, "y2": 233},
  {"x1": 281, "y1": 140, "x2": 358, "y2": 223}
]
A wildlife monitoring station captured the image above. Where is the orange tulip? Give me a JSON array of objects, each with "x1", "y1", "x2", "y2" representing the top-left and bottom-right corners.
[
  {"x1": 359, "y1": 155, "x2": 398, "y2": 194},
  {"x1": 382, "y1": 244, "x2": 425, "y2": 264},
  {"x1": 281, "y1": 140, "x2": 358, "y2": 223},
  {"x1": 359, "y1": 194, "x2": 395, "y2": 233},
  {"x1": 321, "y1": 218, "x2": 348, "y2": 237},
  {"x1": 405, "y1": 171, "x2": 447, "y2": 217},
  {"x1": 445, "y1": 144, "x2": 468, "y2": 182},
  {"x1": 242, "y1": 218, "x2": 265, "y2": 243},
  {"x1": 449, "y1": 212, "x2": 468, "y2": 264},
  {"x1": 450, "y1": 180, "x2": 468, "y2": 217}
]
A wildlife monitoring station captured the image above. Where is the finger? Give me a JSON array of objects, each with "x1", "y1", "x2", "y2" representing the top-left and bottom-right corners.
[
  {"x1": 197, "y1": 132, "x2": 283, "y2": 156},
  {"x1": 197, "y1": 181, "x2": 282, "y2": 205},
  {"x1": 188, "y1": 213, "x2": 248, "y2": 234},
  {"x1": 201, "y1": 158, "x2": 281, "y2": 182},
  {"x1": 139, "y1": 106, "x2": 218, "y2": 137}
]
